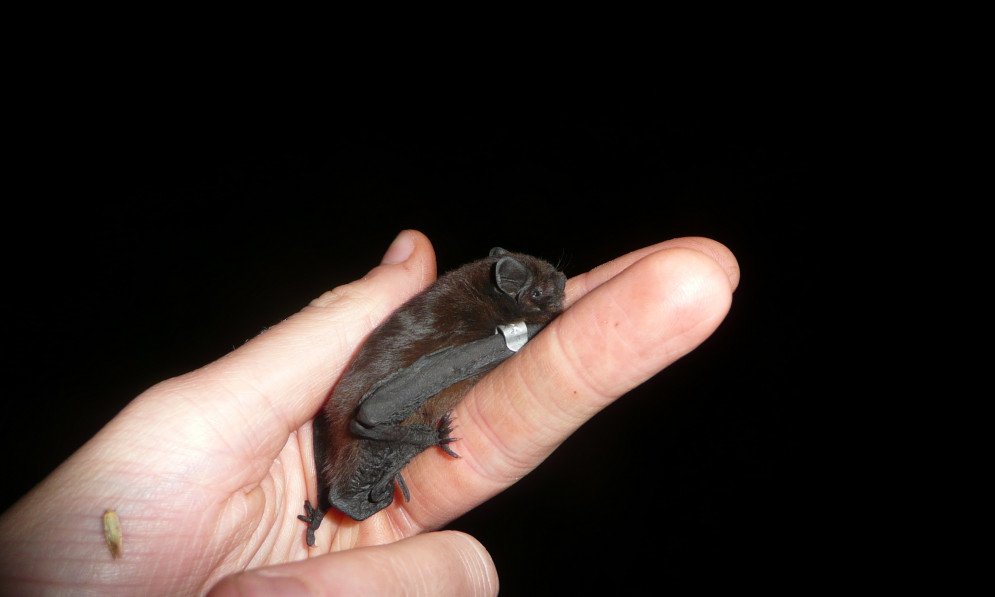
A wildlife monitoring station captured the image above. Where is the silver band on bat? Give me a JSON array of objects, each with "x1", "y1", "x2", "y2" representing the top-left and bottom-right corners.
[{"x1": 497, "y1": 321, "x2": 529, "y2": 352}]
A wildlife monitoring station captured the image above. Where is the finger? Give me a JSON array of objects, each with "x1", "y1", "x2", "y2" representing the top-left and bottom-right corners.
[
  {"x1": 400, "y1": 239, "x2": 737, "y2": 526},
  {"x1": 565, "y1": 236, "x2": 740, "y2": 308},
  {"x1": 207, "y1": 531, "x2": 498, "y2": 597}
]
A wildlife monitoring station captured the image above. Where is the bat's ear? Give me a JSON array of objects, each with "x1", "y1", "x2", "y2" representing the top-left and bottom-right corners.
[
  {"x1": 489, "y1": 247, "x2": 509, "y2": 257},
  {"x1": 493, "y1": 256, "x2": 532, "y2": 297}
]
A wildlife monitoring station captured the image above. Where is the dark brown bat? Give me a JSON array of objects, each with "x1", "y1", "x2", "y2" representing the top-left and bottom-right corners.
[{"x1": 299, "y1": 247, "x2": 566, "y2": 544}]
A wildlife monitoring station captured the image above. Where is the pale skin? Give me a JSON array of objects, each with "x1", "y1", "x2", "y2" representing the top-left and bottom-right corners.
[{"x1": 0, "y1": 230, "x2": 740, "y2": 597}]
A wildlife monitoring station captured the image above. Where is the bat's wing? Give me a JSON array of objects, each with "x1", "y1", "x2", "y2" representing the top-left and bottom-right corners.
[
  {"x1": 352, "y1": 321, "x2": 543, "y2": 430},
  {"x1": 329, "y1": 321, "x2": 546, "y2": 521},
  {"x1": 327, "y1": 439, "x2": 425, "y2": 520}
]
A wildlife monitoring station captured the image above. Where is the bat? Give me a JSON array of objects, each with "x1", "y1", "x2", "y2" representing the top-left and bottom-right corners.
[{"x1": 299, "y1": 247, "x2": 566, "y2": 545}]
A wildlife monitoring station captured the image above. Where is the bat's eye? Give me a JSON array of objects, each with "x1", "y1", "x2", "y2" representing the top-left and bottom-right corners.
[{"x1": 530, "y1": 288, "x2": 543, "y2": 300}]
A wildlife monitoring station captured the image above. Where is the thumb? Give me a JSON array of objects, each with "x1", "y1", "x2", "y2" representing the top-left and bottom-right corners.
[
  {"x1": 125, "y1": 229, "x2": 438, "y2": 444},
  {"x1": 207, "y1": 531, "x2": 499, "y2": 597}
]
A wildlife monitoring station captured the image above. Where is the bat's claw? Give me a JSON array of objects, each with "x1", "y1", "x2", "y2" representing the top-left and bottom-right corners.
[
  {"x1": 437, "y1": 412, "x2": 461, "y2": 458},
  {"x1": 297, "y1": 500, "x2": 324, "y2": 547},
  {"x1": 396, "y1": 472, "x2": 411, "y2": 502}
]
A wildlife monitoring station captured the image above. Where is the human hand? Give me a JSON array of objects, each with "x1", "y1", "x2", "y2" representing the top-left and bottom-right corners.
[{"x1": 0, "y1": 230, "x2": 738, "y2": 596}]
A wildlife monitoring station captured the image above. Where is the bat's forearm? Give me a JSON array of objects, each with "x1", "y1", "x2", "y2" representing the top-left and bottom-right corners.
[{"x1": 349, "y1": 420, "x2": 438, "y2": 446}]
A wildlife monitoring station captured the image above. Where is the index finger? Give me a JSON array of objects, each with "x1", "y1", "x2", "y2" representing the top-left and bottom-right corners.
[{"x1": 396, "y1": 238, "x2": 738, "y2": 529}]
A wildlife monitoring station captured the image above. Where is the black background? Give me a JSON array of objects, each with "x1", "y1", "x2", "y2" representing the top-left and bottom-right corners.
[{"x1": 4, "y1": 105, "x2": 822, "y2": 591}]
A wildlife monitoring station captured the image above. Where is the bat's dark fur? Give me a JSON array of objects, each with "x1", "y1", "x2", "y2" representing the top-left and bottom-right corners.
[{"x1": 299, "y1": 248, "x2": 566, "y2": 542}]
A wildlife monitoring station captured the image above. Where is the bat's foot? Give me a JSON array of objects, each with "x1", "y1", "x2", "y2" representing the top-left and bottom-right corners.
[
  {"x1": 297, "y1": 500, "x2": 324, "y2": 547},
  {"x1": 437, "y1": 412, "x2": 461, "y2": 458}
]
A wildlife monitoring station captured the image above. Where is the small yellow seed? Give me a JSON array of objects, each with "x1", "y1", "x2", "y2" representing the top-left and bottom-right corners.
[{"x1": 103, "y1": 509, "x2": 122, "y2": 559}]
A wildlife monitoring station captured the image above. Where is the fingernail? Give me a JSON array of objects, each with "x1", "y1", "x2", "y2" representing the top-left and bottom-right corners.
[{"x1": 381, "y1": 230, "x2": 415, "y2": 265}]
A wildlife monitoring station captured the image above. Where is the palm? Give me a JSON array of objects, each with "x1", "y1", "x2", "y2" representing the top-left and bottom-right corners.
[{"x1": 128, "y1": 379, "x2": 434, "y2": 582}]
